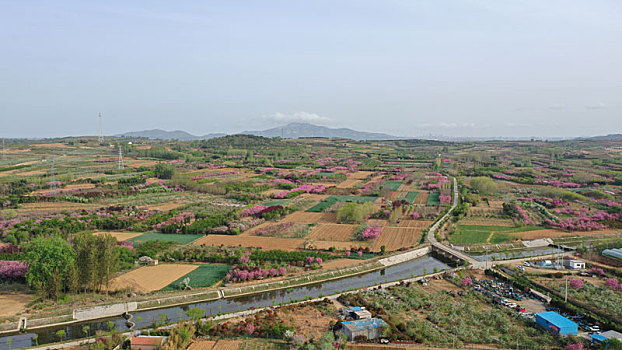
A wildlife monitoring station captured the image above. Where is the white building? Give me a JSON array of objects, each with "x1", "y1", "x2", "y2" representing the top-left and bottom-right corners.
[{"x1": 564, "y1": 259, "x2": 586, "y2": 270}]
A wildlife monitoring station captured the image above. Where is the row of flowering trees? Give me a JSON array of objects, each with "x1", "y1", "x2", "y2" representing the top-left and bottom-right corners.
[
  {"x1": 273, "y1": 184, "x2": 325, "y2": 199},
  {"x1": 0, "y1": 260, "x2": 28, "y2": 280}
]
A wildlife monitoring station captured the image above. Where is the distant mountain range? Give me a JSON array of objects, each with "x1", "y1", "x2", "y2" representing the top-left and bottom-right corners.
[
  {"x1": 114, "y1": 124, "x2": 622, "y2": 142},
  {"x1": 241, "y1": 122, "x2": 401, "y2": 140},
  {"x1": 116, "y1": 123, "x2": 403, "y2": 141},
  {"x1": 116, "y1": 129, "x2": 226, "y2": 141},
  {"x1": 579, "y1": 134, "x2": 622, "y2": 141}
]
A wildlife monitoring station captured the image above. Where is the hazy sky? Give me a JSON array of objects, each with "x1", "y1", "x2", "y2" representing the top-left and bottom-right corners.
[{"x1": 1, "y1": 1, "x2": 621, "y2": 138}]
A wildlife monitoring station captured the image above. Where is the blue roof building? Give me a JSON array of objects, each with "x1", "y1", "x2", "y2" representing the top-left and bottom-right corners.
[
  {"x1": 341, "y1": 318, "x2": 387, "y2": 341},
  {"x1": 535, "y1": 311, "x2": 578, "y2": 336},
  {"x1": 591, "y1": 330, "x2": 622, "y2": 343}
]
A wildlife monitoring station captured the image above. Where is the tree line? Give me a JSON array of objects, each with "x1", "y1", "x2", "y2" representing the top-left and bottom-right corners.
[{"x1": 26, "y1": 234, "x2": 120, "y2": 299}]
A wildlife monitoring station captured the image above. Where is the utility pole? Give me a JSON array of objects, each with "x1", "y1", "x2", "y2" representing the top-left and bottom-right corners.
[
  {"x1": 1, "y1": 139, "x2": 5, "y2": 161},
  {"x1": 565, "y1": 276, "x2": 570, "y2": 302},
  {"x1": 118, "y1": 146, "x2": 124, "y2": 170},
  {"x1": 50, "y1": 158, "x2": 57, "y2": 193},
  {"x1": 98, "y1": 112, "x2": 104, "y2": 143}
]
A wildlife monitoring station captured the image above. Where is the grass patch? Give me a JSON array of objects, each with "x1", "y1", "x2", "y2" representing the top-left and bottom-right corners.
[
  {"x1": 448, "y1": 225, "x2": 539, "y2": 245},
  {"x1": 162, "y1": 264, "x2": 231, "y2": 291},
  {"x1": 384, "y1": 181, "x2": 403, "y2": 191},
  {"x1": 490, "y1": 233, "x2": 514, "y2": 244},
  {"x1": 128, "y1": 232, "x2": 203, "y2": 244},
  {"x1": 426, "y1": 191, "x2": 440, "y2": 205}
]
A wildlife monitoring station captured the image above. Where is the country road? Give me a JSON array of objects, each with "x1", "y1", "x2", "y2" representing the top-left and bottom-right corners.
[{"x1": 426, "y1": 177, "x2": 484, "y2": 268}]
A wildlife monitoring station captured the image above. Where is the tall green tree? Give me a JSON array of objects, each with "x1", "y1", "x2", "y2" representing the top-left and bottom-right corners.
[
  {"x1": 94, "y1": 233, "x2": 120, "y2": 292},
  {"x1": 74, "y1": 233, "x2": 97, "y2": 291},
  {"x1": 25, "y1": 236, "x2": 76, "y2": 299}
]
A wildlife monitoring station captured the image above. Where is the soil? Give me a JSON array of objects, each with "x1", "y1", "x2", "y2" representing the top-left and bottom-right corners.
[
  {"x1": 277, "y1": 305, "x2": 337, "y2": 339},
  {"x1": 0, "y1": 293, "x2": 33, "y2": 317},
  {"x1": 93, "y1": 231, "x2": 144, "y2": 241},
  {"x1": 107, "y1": 264, "x2": 199, "y2": 293},
  {"x1": 193, "y1": 235, "x2": 305, "y2": 251},
  {"x1": 307, "y1": 224, "x2": 358, "y2": 241}
]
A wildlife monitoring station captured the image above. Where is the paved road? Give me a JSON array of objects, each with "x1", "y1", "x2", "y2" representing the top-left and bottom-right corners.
[{"x1": 426, "y1": 177, "x2": 484, "y2": 268}]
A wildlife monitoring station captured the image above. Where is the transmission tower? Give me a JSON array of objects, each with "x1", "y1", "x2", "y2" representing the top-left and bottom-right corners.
[
  {"x1": 1, "y1": 139, "x2": 5, "y2": 161},
  {"x1": 118, "y1": 146, "x2": 124, "y2": 170},
  {"x1": 98, "y1": 112, "x2": 104, "y2": 143},
  {"x1": 50, "y1": 158, "x2": 57, "y2": 193}
]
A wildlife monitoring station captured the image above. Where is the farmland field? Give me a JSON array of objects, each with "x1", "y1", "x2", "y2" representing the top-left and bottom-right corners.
[
  {"x1": 399, "y1": 191, "x2": 418, "y2": 203},
  {"x1": 93, "y1": 231, "x2": 144, "y2": 241},
  {"x1": 412, "y1": 190, "x2": 428, "y2": 204},
  {"x1": 384, "y1": 181, "x2": 403, "y2": 191},
  {"x1": 128, "y1": 233, "x2": 204, "y2": 244},
  {"x1": 306, "y1": 223, "x2": 358, "y2": 241},
  {"x1": 447, "y1": 225, "x2": 541, "y2": 245},
  {"x1": 1, "y1": 131, "x2": 622, "y2": 346},
  {"x1": 336, "y1": 179, "x2": 361, "y2": 188},
  {"x1": 108, "y1": 264, "x2": 199, "y2": 293},
  {"x1": 426, "y1": 191, "x2": 440, "y2": 205},
  {"x1": 306, "y1": 195, "x2": 377, "y2": 212},
  {"x1": 192, "y1": 235, "x2": 305, "y2": 251},
  {"x1": 372, "y1": 222, "x2": 431, "y2": 251},
  {"x1": 162, "y1": 264, "x2": 231, "y2": 290}
]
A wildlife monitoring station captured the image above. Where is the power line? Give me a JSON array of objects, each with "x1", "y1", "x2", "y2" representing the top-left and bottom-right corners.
[
  {"x1": 98, "y1": 112, "x2": 104, "y2": 143},
  {"x1": 50, "y1": 157, "x2": 57, "y2": 193},
  {"x1": 118, "y1": 146, "x2": 124, "y2": 170}
]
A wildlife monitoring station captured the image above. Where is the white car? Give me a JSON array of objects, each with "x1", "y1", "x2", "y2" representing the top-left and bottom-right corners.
[{"x1": 588, "y1": 326, "x2": 600, "y2": 333}]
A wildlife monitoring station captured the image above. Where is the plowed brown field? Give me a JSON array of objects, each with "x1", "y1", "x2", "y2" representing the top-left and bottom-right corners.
[
  {"x1": 108, "y1": 264, "x2": 198, "y2": 293},
  {"x1": 307, "y1": 240, "x2": 372, "y2": 251},
  {"x1": 307, "y1": 224, "x2": 358, "y2": 241},
  {"x1": 412, "y1": 191, "x2": 428, "y2": 204},
  {"x1": 349, "y1": 171, "x2": 374, "y2": 180},
  {"x1": 282, "y1": 211, "x2": 336, "y2": 224},
  {"x1": 94, "y1": 231, "x2": 144, "y2": 241},
  {"x1": 372, "y1": 221, "x2": 431, "y2": 251},
  {"x1": 336, "y1": 179, "x2": 362, "y2": 188},
  {"x1": 193, "y1": 235, "x2": 304, "y2": 251}
]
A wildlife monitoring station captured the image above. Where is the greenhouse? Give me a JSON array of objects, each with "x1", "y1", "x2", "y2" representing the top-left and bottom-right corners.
[{"x1": 603, "y1": 248, "x2": 622, "y2": 260}]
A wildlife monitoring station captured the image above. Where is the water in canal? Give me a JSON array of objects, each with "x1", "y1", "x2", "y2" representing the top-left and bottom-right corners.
[{"x1": 0, "y1": 255, "x2": 450, "y2": 350}]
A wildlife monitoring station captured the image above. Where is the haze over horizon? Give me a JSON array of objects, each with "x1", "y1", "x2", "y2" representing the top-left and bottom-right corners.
[{"x1": 1, "y1": 1, "x2": 621, "y2": 139}]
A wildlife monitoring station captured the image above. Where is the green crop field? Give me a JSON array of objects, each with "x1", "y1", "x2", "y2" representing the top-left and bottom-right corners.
[
  {"x1": 426, "y1": 191, "x2": 440, "y2": 205},
  {"x1": 400, "y1": 192, "x2": 418, "y2": 202},
  {"x1": 128, "y1": 233, "x2": 204, "y2": 244},
  {"x1": 262, "y1": 199, "x2": 291, "y2": 207},
  {"x1": 384, "y1": 181, "x2": 403, "y2": 191},
  {"x1": 162, "y1": 264, "x2": 232, "y2": 291},
  {"x1": 448, "y1": 225, "x2": 540, "y2": 245},
  {"x1": 306, "y1": 195, "x2": 377, "y2": 212}
]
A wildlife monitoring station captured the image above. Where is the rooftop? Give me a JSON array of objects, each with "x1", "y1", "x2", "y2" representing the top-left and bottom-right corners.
[
  {"x1": 600, "y1": 330, "x2": 622, "y2": 341},
  {"x1": 536, "y1": 312, "x2": 578, "y2": 328},
  {"x1": 131, "y1": 336, "x2": 165, "y2": 346},
  {"x1": 342, "y1": 317, "x2": 387, "y2": 331}
]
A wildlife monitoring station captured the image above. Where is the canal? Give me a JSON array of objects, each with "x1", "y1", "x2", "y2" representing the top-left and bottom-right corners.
[{"x1": 0, "y1": 255, "x2": 450, "y2": 350}]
